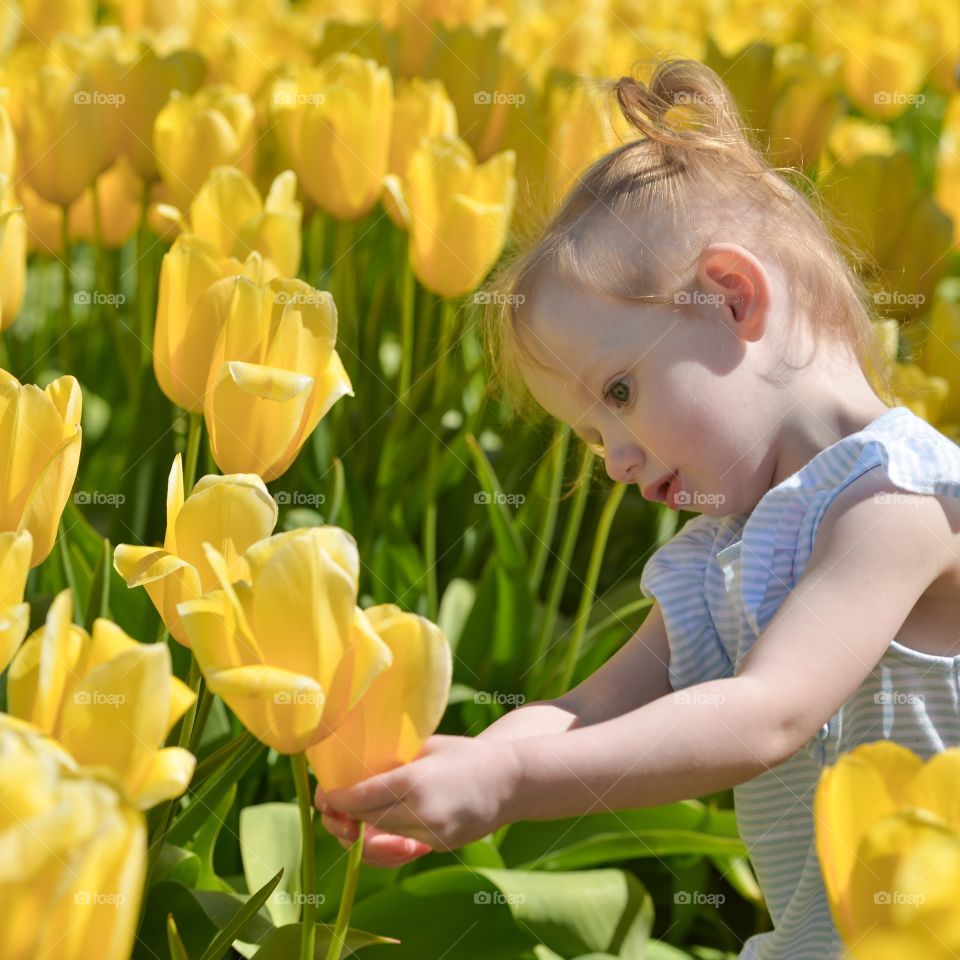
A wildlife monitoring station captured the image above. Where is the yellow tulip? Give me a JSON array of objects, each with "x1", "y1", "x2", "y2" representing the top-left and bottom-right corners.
[
  {"x1": 0, "y1": 529, "x2": 31, "y2": 673},
  {"x1": 544, "y1": 79, "x2": 635, "y2": 209},
  {"x1": 154, "y1": 233, "x2": 280, "y2": 412},
  {"x1": 0, "y1": 713, "x2": 146, "y2": 960},
  {"x1": 0, "y1": 87, "x2": 16, "y2": 179},
  {"x1": 920, "y1": 284, "x2": 960, "y2": 427},
  {"x1": 270, "y1": 53, "x2": 393, "y2": 221},
  {"x1": 154, "y1": 84, "x2": 256, "y2": 210},
  {"x1": 203, "y1": 275, "x2": 354, "y2": 482},
  {"x1": 7, "y1": 590, "x2": 197, "y2": 810},
  {"x1": 385, "y1": 135, "x2": 516, "y2": 298},
  {"x1": 0, "y1": 176, "x2": 26, "y2": 331},
  {"x1": 15, "y1": 60, "x2": 111, "y2": 208},
  {"x1": 767, "y1": 44, "x2": 843, "y2": 168},
  {"x1": 18, "y1": 0, "x2": 95, "y2": 46},
  {"x1": 103, "y1": 0, "x2": 199, "y2": 34},
  {"x1": 307, "y1": 603, "x2": 452, "y2": 791},
  {"x1": 935, "y1": 94, "x2": 960, "y2": 251},
  {"x1": 382, "y1": 77, "x2": 459, "y2": 230},
  {"x1": 0, "y1": 370, "x2": 82, "y2": 567},
  {"x1": 815, "y1": 740, "x2": 960, "y2": 951},
  {"x1": 116, "y1": 41, "x2": 205, "y2": 182},
  {"x1": 153, "y1": 166, "x2": 303, "y2": 277},
  {"x1": 176, "y1": 526, "x2": 395, "y2": 754},
  {"x1": 69, "y1": 153, "x2": 143, "y2": 250},
  {"x1": 114, "y1": 452, "x2": 278, "y2": 647}
]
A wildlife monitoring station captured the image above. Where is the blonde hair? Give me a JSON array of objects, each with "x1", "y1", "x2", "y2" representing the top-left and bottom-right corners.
[{"x1": 478, "y1": 57, "x2": 898, "y2": 447}]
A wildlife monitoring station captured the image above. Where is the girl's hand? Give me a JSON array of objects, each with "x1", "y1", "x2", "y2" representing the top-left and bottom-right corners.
[
  {"x1": 314, "y1": 735, "x2": 465, "y2": 868},
  {"x1": 320, "y1": 735, "x2": 520, "y2": 855}
]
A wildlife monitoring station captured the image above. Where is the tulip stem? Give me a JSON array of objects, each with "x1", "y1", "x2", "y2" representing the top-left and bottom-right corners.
[
  {"x1": 324, "y1": 820, "x2": 365, "y2": 960},
  {"x1": 555, "y1": 480, "x2": 627, "y2": 697},
  {"x1": 292, "y1": 752, "x2": 317, "y2": 960},
  {"x1": 60, "y1": 206, "x2": 72, "y2": 372},
  {"x1": 183, "y1": 412, "x2": 203, "y2": 495},
  {"x1": 398, "y1": 244, "x2": 415, "y2": 400}
]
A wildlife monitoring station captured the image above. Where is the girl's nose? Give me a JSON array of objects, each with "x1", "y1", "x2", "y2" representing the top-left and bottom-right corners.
[{"x1": 603, "y1": 445, "x2": 641, "y2": 485}]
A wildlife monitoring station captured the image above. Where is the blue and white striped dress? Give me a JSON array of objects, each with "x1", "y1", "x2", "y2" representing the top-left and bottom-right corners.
[{"x1": 638, "y1": 404, "x2": 960, "y2": 959}]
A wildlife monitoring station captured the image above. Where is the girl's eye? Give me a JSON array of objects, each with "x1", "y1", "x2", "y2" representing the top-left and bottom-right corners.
[{"x1": 605, "y1": 377, "x2": 631, "y2": 407}]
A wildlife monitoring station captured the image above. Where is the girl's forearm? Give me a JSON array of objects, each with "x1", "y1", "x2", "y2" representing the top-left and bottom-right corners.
[
  {"x1": 475, "y1": 698, "x2": 587, "y2": 743},
  {"x1": 501, "y1": 677, "x2": 788, "y2": 823}
]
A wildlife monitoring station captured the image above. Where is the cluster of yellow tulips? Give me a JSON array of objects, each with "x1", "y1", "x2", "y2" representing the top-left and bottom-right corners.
[{"x1": 0, "y1": 0, "x2": 956, "y2": 957}]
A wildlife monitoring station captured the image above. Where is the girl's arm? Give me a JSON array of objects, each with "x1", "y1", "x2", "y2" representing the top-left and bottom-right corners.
[
  {"x1": 476, "y1": 601, "x2": 673, "y2": 742},
  {"x1": 501, "y1": 476, "x2": 950, "y2": 824}
]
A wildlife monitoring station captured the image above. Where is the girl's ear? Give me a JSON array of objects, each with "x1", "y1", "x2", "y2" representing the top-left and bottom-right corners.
[{"x1": 695, "y1": 242, "x2": 769, "y2": 342}]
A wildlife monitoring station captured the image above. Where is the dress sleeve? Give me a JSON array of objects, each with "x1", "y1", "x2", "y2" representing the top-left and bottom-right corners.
[{"x1": 640, "y1": 513, "x2": 734, "y2": 691}]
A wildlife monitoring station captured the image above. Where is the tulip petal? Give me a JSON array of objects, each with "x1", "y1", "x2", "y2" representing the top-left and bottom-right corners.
[
  {"x1": 308, "y1": 605, "x2": 450, "y2": 790},
  {"x1": 204, "y1": 664, "x2": 325, "y2": 754},
  {"x1": 0, "y1": 601, "x2": 29, "y2": 675},
  {"x1": 177, "y1": 588, "x2": 262, "y2": 671},
  {"x1": 135, "y1": 746, "x2": 197, "y2": 810}
]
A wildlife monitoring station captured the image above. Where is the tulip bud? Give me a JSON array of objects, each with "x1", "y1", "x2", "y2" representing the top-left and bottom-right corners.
[{"x1": 0, "y1": 370, "x2": 82, "y2": 567}]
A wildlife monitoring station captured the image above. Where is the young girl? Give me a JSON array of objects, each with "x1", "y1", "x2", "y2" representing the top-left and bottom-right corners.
[{"x1": 319, "y1": 58, "x2": 960, "y2": 959}]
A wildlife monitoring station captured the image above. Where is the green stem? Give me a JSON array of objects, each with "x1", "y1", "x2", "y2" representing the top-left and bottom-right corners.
[
  {"x1": 432, "y1": 298, "x2": 458, "y2": 405},
  {"x1": 292, "y1": 752, "x2": 317, "y2": 960},
  {"x1": 529, "y1": 424, "x2": 571, "y2": 594},
  {"x1": 422, "y1": 445, "x2": 439, "y2": 621},
  {"x1": 186, "y1": 679, "x2": 213, "y2": 756},
  {"x1": 60, "y1": 206, "x2": 71, "y2": 372},
  {"x1": 525, "y1": 446, "x2": 594, "y2": 700},
  {"x1": 323, "y1": 820, "x2": 366, "y2": 960},
  {"x1": 137, "y1": 179, "x2": 151, "y2": 373},
  {"x1": 555, "y1": 481, "x2": 628, "y2": 696},
  {"x1": 183, "y1": 411, "x2": 203, "y2": 495},
  {"x1": 310, "y1": 210, "x2": 326, "y2": 288},
  {"x1": 398, "y1": 243, "x2": 415, "y2": 400}
]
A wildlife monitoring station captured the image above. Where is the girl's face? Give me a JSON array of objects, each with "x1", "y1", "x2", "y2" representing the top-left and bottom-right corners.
[{"x1": 516, "y1": 259, "x2": 786, "y2": 517}]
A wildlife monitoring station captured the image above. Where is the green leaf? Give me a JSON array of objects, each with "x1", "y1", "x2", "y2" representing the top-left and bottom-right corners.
[
  {"x1": 192, "y1": 783, "x2": 236, "y2": 891},
  {"x1": 167, "y1": 914, "x2": 191, "y2": 960},
  {"x1": 165, "y1": 736, "x2": 266, "y2": 848},
  {"x1": 251, "y1": 922, "x2": 400, "y2": 959},
  {"x1": 345, "y1": 865, "x2": 654, "y2": 960},
  {"x1": 196, "y1": 868, "x2": 283, "y2": 960},
  {"x1": 154, "y1": 844, "x2": 201, "y2": 887},
  {"x1": 82, "y1": 535, "x2": 111, "y2": 631},
  {"x1": 239, "y1": 803, "x2": 302, "y2": 927}
]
